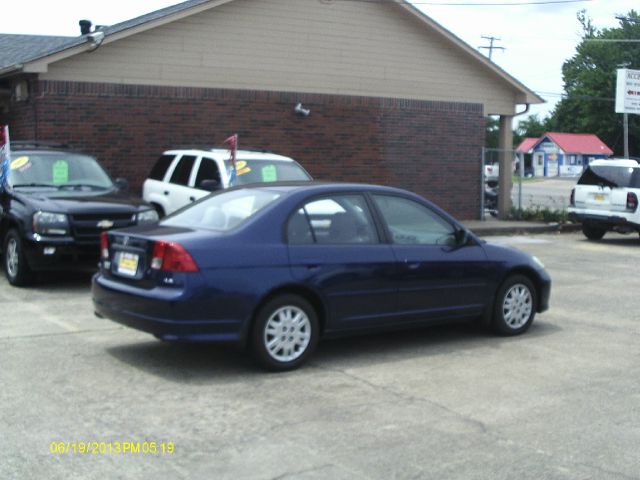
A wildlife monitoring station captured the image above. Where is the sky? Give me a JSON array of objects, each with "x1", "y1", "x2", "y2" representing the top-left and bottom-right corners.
[{"x1": 0, "y1": 0, "x2": 634, "y2": 124}]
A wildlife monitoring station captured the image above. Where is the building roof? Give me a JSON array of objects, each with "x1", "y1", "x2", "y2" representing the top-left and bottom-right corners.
[
  {"x1": 0, "y1": 0, "x2": 542, "y2": 105},
  {"x1": 517, "y1": 132, "x2": 613, "y2": 155},
  {"x1": 0, "y1": 0, "x2": 218, "y2": 71},
  {"x1": 0, "y1": 34, "x2": 73, "y2": 70},
  {"x1": 545, "y1": 132, "x2": 613, "y2": 155},
  {"x1": 515, "y1": 137, "x2": 539, "y2": 154}
]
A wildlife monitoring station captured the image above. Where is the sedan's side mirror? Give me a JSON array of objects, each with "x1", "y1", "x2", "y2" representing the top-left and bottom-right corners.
[
  {"x1": 114, "y1": 178, "x2": 129, "y2": 191},
  {"x1": 199, "y1": 179, "x2": 221, "y2": 192},
  {"x1": 454, "y1": 228, "x2": 471, "y2": 246}
]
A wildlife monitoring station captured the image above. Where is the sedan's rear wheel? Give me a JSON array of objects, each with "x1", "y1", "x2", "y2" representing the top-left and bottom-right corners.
[
  {"x1": 493, "y1": 275, "x2": 536, "y2": 336},
  {"x1": 582, "y1": 224, "x2": 606, "y2": 240},
  {"x1": 251, "y1": 294, "x2": 319, "y2": 371},
  {"x1": 3, "y1": 229, "x2": 34, "y2": 287}
]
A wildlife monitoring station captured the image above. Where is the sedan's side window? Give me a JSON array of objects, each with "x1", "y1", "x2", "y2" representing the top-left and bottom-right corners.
[
  {"x1": 287, "y1": 195, "x2": 378, "y2": 245},
  {"x1": 373, "y1": 195, "x2": 456, "y2": 246},
  {"x1": 287, "y1": 209, "x2": 314, "y2": 244}
]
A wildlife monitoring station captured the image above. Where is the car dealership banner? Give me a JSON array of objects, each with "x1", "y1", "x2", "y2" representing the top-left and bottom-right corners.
[{"x1": 616, "y1": 68, "x2": 640, "y2": 114}]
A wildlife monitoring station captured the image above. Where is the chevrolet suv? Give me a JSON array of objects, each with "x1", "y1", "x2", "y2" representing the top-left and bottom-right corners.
[
  {"x1": 143, "y1": 148, "x2": 312, "y2": 216},
  {"x1": 1, "y1": 143, "x2": 158, "y2": 286},
  {"x1": 568, "y1": 159, "x2": 640, "y2": 240}
]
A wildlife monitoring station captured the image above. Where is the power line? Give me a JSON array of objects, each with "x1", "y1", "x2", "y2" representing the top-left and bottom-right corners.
[
  {"x1": 347, "y1": 0, "x2": 594, "y2": 5},
  {"x1": 585, "y1": 39, "x2": 640, "y2": 43},
  {"x1": 535, "y1": 91, "x2": 615, "y2": 102}
]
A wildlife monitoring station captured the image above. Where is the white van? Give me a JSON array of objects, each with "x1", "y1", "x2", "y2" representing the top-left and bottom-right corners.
[{"x1": 143, "y1": 148, "x2": 312, "y2": 216}]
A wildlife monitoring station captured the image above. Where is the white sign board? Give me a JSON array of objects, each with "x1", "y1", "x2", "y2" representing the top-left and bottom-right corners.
[{"x1": 616, "y1": 68, "x2": 640, "y2": 114}]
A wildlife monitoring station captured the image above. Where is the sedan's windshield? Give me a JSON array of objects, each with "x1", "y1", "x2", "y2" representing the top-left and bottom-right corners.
[
  {"x1": 9, "y1": 152, "x2": 114, "y2": 190},
  {"x1": 224, "y1": 159, "x2": 311, "y2": 185},
  {"x1": 162, "y1": 188, "x2": 282, "y2": 231}
]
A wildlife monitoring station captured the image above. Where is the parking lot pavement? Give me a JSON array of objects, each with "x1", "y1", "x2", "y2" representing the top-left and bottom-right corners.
[{"x1": 1, "y1": 232, "x2": 639, "y2": 479}]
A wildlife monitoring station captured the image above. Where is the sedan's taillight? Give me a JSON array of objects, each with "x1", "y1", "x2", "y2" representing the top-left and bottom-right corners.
[
  {"x1": 627, "y1": 192, "x2": 638, "y2": 211},
  {"x1": 100, "y1": 232, "x2": 109, "y2": 260},
  {"x1": 570, "y1": 188, "x2": 575, "y2": 207},
  {"x1": 151, "y1": 241, "x2": 199, "y2": 272}
]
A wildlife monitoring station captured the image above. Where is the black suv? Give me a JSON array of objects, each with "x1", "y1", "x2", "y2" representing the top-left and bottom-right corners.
[{"x1": 1, "y1": 143, "x2": 158, "y2": 286}]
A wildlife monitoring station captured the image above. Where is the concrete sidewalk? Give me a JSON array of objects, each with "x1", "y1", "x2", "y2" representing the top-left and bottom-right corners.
[{"x1": 463, "y1": 219, "x2": 581, "y2": 237}]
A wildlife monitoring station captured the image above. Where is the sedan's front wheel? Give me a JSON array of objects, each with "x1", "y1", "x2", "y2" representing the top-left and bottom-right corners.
[
  {"x1": 493, "y1": 275, "x2": 536, "y2": 336},
  {"x1": 251, "y1": 294, "x2": 319, "y2": 371}
]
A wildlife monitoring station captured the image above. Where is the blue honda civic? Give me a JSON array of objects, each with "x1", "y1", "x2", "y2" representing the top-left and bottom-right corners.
[{"x1": 92, "y1": 182, "x2": 551, "y2": 371}]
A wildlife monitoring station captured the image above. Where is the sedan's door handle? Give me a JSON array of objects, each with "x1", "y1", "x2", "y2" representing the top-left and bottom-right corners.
[
  {"x1": 301, "y1": 260, "x2": 322, "y2": 270},
  {"x1": 189, "y1": 196, "x2": 196, "y2": 202},
  {"x1": 163, "y1": 191, "x2": 169, "y2": 196},
  {"x1": 404, "y1": 260, "x2": 421, "y2": 270}
]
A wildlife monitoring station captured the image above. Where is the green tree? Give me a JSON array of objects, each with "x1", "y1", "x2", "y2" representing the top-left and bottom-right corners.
[
  {"x1": 514, "y1": 114, "x2": 551, "y2": 146},
  {"x1": 549, "y1": 10, "x2": 640, "y2": 157}
]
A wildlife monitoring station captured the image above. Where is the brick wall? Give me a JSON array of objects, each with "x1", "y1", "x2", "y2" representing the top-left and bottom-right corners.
[{"x1": 8, "y1": 80, "x2": 485, "y2": 219}]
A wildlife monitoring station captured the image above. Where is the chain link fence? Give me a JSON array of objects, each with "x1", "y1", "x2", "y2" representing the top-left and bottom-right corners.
[{"x1": 481, "y1": 148, "x2": 573, "y2": 220}]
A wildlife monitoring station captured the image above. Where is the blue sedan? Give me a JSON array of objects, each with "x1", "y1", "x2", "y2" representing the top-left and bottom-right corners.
[{"x1": 92, "y1": 182, "x2": 551, "y2": 371}]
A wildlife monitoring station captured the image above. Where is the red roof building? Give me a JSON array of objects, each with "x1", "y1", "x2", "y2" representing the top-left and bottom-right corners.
[{"x1": 515, "y1": 132, "x2": 613, "y2": 177}]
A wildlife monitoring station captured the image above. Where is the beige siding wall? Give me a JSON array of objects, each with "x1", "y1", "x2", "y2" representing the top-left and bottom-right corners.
[{"x1": 42, "y1": 0, "x2": 519, "y2": 114}]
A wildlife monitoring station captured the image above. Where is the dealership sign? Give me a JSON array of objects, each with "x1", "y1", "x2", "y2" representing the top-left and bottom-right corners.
[{"x1": 616, "y1": 68, "x2": 640, "y2": 114}]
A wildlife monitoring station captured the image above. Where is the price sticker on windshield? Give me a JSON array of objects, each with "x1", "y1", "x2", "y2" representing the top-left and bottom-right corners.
[
  {"x1": 52, "y1": 160, "x2": 69, "y2": 184},
  {"x1": 10, "y1": 156, "x2": 30, "y2": 170},
  {"x1": 261, "y1": 165, "x2": 277, "y2": 182}
]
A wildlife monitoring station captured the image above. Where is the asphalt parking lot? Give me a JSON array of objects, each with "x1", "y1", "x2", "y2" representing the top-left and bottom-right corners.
[{"x1": 1, "y1": 231, "x2": 639, "y2": 480}]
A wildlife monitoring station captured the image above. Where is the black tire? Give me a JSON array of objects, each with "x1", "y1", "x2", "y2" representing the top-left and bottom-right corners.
[
  {"x1": 492, "y1": 274, "x2": 537, "y2": 336},
  {"x1": 250, "y1": 294, "x2": 319, "y2": 371},
  {"x1": 3, "y1": 229, "x2": 34, "y2": 287},
  {"x1": 582, "y1": 224, "x2": 606, "y2": 241}
]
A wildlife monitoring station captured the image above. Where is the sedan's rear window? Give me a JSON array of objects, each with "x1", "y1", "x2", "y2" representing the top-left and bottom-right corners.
[
  {"x1": 161, "y1": 188, "x2": 281, "y2": 231},
  {"x1": 578, "y1": 165, "x2": 640, "y2": 188}
]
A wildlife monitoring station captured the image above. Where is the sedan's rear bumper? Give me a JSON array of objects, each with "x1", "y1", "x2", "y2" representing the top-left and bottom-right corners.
[{"x1": 92, "y1": 274, "x2": 245, "y2": 343}]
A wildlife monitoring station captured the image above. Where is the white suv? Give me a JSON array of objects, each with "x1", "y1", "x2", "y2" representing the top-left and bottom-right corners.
[
  {"x1": 568, "y1": 159, "x2": 640, "y2": 240},
  {"x1": 143, "y1": 148, "x2": 312, "y2": 216}
]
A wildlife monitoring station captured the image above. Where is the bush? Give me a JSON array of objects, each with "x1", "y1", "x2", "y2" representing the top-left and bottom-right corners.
[{"x1": 510, "y1": 206, "x2": 569, "y2": 223}]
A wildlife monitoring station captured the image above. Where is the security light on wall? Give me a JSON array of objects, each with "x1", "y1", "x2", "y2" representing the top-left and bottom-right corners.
[
  {"x1": 294, "y1": 103, "x2": 310, "y2": 117},
  {"x1": 13, "y1": 80, "x2": 29, "y2": 102}
]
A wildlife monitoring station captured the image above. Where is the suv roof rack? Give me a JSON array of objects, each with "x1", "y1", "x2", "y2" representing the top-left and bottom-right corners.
[{"x1": 10, "y1": 140, "x2": 70, "y2": 150}]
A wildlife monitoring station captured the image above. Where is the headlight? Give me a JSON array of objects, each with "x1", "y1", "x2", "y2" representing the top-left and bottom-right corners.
[
  {"x1": 33, "y1": 211, "x2": 70, "y2": 236},
  {"x1": 135, "y1": 209, "x2": 159, "y2": 225}
]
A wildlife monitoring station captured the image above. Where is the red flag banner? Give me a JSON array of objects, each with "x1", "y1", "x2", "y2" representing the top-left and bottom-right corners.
[
  {"x1": 0, "y1": 125, "x2": 10, "y2": 190},
  {"x1": 223, "y1": 134, "x2": 238, "y2": 185}
]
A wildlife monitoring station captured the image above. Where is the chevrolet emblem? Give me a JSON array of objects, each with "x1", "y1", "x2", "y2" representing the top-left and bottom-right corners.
[{"x1": 97, "y1": 220, "x2": 114, "y2": 229}]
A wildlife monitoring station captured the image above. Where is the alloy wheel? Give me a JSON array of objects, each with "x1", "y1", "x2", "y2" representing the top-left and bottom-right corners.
[
  {"x1": 5, "y1": 237, "x2": 19, "y2": 279},
  {"x1": 501, "y1": 283, "x2": 533, "y2": 329},
  {"x1": 263, "y1": 305, "x2": 312, "y2": 363}
]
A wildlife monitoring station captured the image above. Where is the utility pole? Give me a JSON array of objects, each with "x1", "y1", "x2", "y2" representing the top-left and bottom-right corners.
[{"x1": 479, "y1": 36, "x2": 505, "y2": 61}]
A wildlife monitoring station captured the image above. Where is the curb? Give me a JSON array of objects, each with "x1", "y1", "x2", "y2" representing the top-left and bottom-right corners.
[{"x1": 466, "y1": 222, "x2": 582, "y2": 237}]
